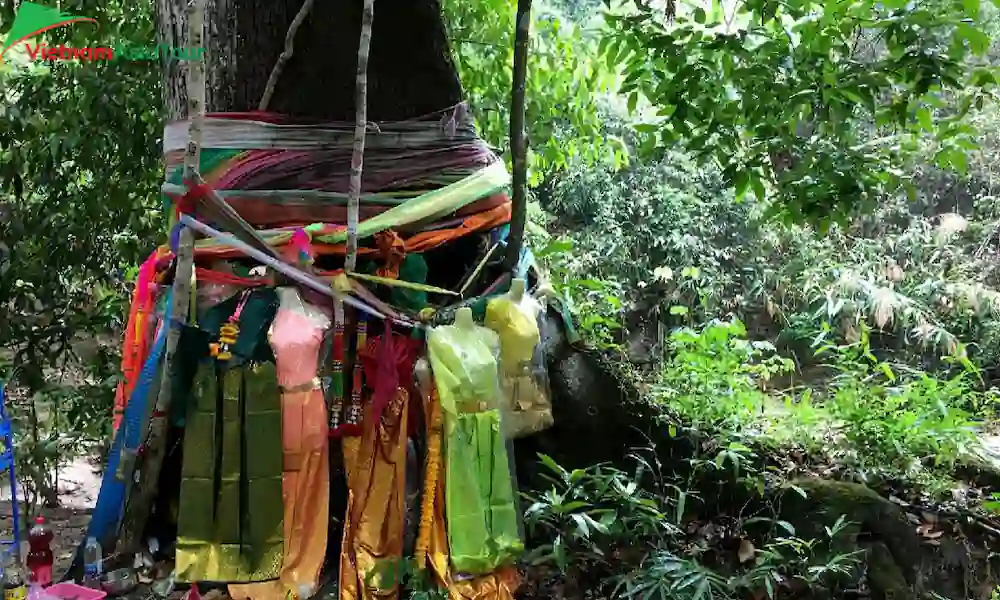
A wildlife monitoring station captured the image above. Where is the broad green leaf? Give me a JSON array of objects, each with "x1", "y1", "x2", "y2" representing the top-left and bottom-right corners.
[
  {"x1": 734, "y1": 169, "x2": 750, "y2": 199},
  {"x1": 916, "y1": 107, "x2": 933, "y2": 131}
]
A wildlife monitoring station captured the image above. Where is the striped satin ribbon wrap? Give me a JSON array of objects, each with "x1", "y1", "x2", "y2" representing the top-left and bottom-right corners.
[{"x1": 161, "y1": 103, "x2": 511, "y2": 242}]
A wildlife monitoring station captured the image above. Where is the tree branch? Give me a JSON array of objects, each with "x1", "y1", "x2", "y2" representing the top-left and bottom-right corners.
[
  {"x1": 258, "y1": 0, "x2": 315, "y2": 111},
  {"x1": 502, "y1": 0, "x2": 533, "y2": 272},
  {"x1": 346, "y1": 0, "x2": 375, "y2": 272}
]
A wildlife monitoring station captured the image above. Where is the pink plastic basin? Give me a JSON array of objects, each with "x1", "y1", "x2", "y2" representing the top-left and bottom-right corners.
[{"x1": 46, "y1": 583, "x2": 107, "y2": 600}]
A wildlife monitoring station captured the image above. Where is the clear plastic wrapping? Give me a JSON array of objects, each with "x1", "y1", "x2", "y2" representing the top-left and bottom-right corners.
[
  {"x1": 427, "y1": 308, "x2": 524, "y2": 575},
  {"x1": 271, "y1": 287, "x2": 332, "y2": 334},
  {"x1": 484, "y1": 279, "x2": 553, "y2": 439}
]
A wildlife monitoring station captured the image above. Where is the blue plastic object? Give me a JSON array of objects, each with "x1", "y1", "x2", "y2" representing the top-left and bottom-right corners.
[{"x1": 0, "y1": 381, "x2": 23, "y2": 557}]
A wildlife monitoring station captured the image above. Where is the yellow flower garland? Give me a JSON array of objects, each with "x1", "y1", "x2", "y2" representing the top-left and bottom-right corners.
[{"x1": 415, "y1": 388, "x2": 443, "y2": 570}]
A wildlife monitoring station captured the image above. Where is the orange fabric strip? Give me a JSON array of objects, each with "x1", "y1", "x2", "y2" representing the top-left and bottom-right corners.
[{"x1": 189, "y1": 203, "x2": 511, "y2": 261}]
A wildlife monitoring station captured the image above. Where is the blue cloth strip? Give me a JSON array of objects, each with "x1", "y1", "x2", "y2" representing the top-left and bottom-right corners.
[{"x1": 84, "y1": 289, "x2": 173, "y2": 542}]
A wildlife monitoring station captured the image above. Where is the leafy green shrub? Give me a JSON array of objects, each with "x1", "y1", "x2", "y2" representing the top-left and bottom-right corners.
[
  {"x1": 613, "y1": 518, "x2": 862, "y2": 600},
  {"x1": 811, "y1": 326, "x2": 990, "y2": 482},
  {"x1": 649, "y1": 319, "x2": 992, "y2": 489},
  {"x1": 522, "y1": 454, "x2": 864, "y2": 600},
  {"x1": 654, "y1": 320, "x2": 793, "y2": 433},
  {"x1": 534, "y1": 236, "x2": 626, "y2": 348},
  {"x1": 8, "y1": 386, "x2": 88, "y2": 518},
  {"x1": 536, "y1": 100, "x2": 1000, "y2": 370},
  {"x1": 523, "y1": 454, "x2": 679, "y2": 571}
]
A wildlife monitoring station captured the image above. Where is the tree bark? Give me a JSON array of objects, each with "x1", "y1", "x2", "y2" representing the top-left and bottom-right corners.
[
  {"x1": 503, "y1": 0, "x2": 532, "y2": 271},
  {"x1": 345, "y1": 0, "x2": 374, "y2": 272},
  {"x1": 156, "y1": 0, "x2": 464, "y2": 119}
]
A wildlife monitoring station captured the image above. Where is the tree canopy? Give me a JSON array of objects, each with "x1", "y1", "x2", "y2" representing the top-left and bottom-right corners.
[{"x1": 603, "y1": 0, "x2": 1000, "y2": 226}]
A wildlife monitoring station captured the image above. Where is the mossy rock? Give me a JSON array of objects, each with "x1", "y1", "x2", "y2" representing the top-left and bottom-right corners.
[
  {"x1": 777, "y1": 478, "x2": 925, "y2": 598},
  {"x1": 865, "y1": 541, "x2": 910, "y2": 600}
]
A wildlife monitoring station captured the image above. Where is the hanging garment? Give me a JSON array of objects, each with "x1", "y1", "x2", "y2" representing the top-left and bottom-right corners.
[
  {"x1": 416, "y1": 379, "x2": 519, "y2": 600},
  {"x1": 175, "y1": 289, "x2": 285, "y2": 583},
  {"x1": 427, "y1": 323, "x2": 523, "y2": 576},
  {"x1": 338, "y1": 321, "x2": 420, "y2": 600},
  {"x1": 230, "y1": 288, "x2": 331, "y2": 600},
  {"x1": 484, "y1": 292, "x2": 552, "y2": 438}
]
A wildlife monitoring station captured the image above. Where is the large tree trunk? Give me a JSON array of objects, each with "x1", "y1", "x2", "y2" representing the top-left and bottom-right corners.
[
  {"x1": 156, "y1": 0, "x2": 464, "y2": 119},
  {"x1": 130, "y1": 0, "x2": 467, "y2": 572}
]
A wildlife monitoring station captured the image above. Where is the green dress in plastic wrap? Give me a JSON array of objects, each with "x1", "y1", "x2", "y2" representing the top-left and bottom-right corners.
[{"x1": 427, "y1": 309, "x2": 523, "y2": 575}]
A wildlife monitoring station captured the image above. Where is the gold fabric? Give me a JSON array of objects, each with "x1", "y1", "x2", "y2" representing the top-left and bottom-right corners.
[
  {"x1": 338, "y1": 389, "x2": 409, "y2": 600},
  {"x1": 419, "y1": 386, "x2": 520, "y2": 600},
  {"x1": 177, "y1": 363, "x2": 284, "y2": 583}
]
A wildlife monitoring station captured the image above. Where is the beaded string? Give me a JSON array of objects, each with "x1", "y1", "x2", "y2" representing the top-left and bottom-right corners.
[
  {"x1": 342, "y1": 318, "x2": 367, "y2": 436},
  {"x1": 328, "y1": 299, "x2": 347, "y2": 436},
  {"x1": 210, "y1": 290, "x2": 250, "y2": 361}
]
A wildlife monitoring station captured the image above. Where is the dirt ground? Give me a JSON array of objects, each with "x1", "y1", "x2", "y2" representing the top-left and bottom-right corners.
[{"x1": 0, "y1": 456, "x2": 102, "y2": 576}]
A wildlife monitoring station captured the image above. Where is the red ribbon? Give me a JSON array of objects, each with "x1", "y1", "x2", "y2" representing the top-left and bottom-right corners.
[
  {"x1": 359, "y1": 320, "x2": 420, "y2": 426},
  {"x1": 175, "y1": 180, "x2": 211, "y2": 217}
]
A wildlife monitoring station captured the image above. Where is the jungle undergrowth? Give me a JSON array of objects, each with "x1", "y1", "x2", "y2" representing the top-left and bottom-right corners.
[
  {"x1": 521, "y1": 451, "x2": 865, "y2": 600},
  {"x1": 651, "y1": 318, "x2": 999, "y2": 499}
]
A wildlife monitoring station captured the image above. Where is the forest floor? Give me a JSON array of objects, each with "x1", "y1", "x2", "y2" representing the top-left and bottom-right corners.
[{"x1": 0, "y1": 456, "x2": 100, "y2": 574}]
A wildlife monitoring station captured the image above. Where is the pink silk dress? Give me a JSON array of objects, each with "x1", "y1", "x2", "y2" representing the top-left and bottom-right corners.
[{"x1": 230, "y1": 304, "x2": 330, "y2": 600}]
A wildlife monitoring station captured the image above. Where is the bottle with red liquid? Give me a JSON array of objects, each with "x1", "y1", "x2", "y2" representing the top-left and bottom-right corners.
[{"x1": 26, "y1": 518, "x2": 53, "y2": 587}]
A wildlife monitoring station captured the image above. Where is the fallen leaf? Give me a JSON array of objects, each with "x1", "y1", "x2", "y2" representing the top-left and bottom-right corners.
[
  {"x1": 916, "y1": 523, "x2": 944, "y2": 539},
  {"x1": 738, "y1": 538, "x2": 756, "y2": 564}
]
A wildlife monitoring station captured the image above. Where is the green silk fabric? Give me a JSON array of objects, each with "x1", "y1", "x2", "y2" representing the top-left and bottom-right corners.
[
  {"x1": 444, "y1": 411, "x2": 523, "y2": 574},
  {"x1": 174, "y1": 289, "x2": 285, "y2": 583},
  {"x1": 427, "y1": 323, "x2": 523, "y2": 575}
]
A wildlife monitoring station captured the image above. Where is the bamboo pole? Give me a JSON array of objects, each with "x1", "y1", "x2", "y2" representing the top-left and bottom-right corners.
[
  {"x1": 502, "y1": 0, "x2": 532, "y2": 272},
  {"x1": 345, "y1": 0, "x2": 374, "y2": 273},
  {"x1": 117, "y1": 0, "x2": 204, "y2": 555},
  {"x1": 191, "y1": 171, "x2": 281, "y2": 259}
]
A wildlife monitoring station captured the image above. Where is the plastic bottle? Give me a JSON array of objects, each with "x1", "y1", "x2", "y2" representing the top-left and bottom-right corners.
[
  {"x1": 82, "y1": 537, "x2": 103, "y2": 584},
  {"x1": 25, "y1": 583, "x2": 43, "y2": 600},
  {"x1": 26, "y1": 518, "x2": 53, "y2": 587},
  {"x1": 3, "y1": 551, "x2": 27, "y2": 600}
]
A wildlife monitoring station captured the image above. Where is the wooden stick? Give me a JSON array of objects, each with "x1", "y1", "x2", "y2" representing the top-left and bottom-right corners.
[
  {"x1": 258, "y1": 0, "x2": 315, "y2": 111},
  {"x1": 345, "y1": 0, "x2": 375, "y2": 273},
  {"x1": 117, "y1": 0, "x2": 205, "y2": 555},
  {"x1": 502, "y1": 0, "x2": 532, "y2": 272},
  {"x1": 192, "y1": 172, "x2": 282, "y2": 259}
]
